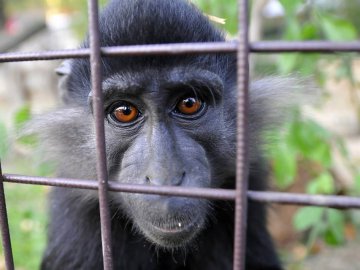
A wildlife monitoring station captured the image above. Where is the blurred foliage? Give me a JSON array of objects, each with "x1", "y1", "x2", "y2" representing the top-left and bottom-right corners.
[
  {"x1": 0, "y1": 120, "x2": 8, "y2": 158},
  {"x1": 4, "y1": 184, "x2": 47, "y2": 270},
  {"x1": 267, "y1": 112, "x2": 332, "y2": 190},
  {"x1": 5, "y1": 0, "x2": 237, "y2": 38},
  {"x1": 266, "y1": 0, "x2": 360, "y2": 256},
  {"x1": 266, "y1": 112, "x2": 354, "y2": 248},
  {"x1": 0, "y1": 106, "x2": 50, "y2": 270},
  {"x1": 277, "y1": 0, "x2": 358, "y2": 75},
  {"x1": 6, "y1": 0, "x2": 45, "y2": 12},
  {"x1": 294, "y1": 207, "x2": 346, "y2": 246},
  {"x1": 47, "y1": 0, "x2": 108, "y2": 38},
  {"x1": 192, "y1": 0, "x2": 237, "y2": 35},
  {"x1": 269, "y1": 112, "x2": 332, "y2": 189}
]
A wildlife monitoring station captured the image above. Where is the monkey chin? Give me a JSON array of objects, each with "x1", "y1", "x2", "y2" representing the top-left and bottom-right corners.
[{"x1": 138, "y1": 216, "x2": 205, "y2": 249}]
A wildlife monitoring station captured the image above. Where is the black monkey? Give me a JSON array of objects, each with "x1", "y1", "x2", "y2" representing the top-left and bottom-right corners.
[{"x1": 33, "y1": 0, "x2": 296, "y2": 269}]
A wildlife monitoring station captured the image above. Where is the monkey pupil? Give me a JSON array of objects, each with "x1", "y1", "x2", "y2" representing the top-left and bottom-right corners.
[
  {"x1": 121, "y1": 105, "x2": 132, "y2": 115},
  {"x1": 184, "y1": 97, "x2": 195, "y2": 108}
]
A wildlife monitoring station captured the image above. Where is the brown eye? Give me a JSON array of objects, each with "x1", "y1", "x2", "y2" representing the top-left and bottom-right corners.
[
  {"x1": 176, "y1": 96, "x2": 203, "y2": 115},
  {"x1": 112, "y1": 102, "x2": 139, "y2": 123}
]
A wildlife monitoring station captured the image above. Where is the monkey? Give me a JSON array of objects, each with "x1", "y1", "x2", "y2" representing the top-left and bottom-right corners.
[{"x1": 28, "y1": 0, "x2": 309, "y2": 269}]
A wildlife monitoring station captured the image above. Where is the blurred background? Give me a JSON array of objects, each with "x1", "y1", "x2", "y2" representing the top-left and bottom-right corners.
[{"x1": 1, "y1": 0, "x2": 360, "y2": 269}]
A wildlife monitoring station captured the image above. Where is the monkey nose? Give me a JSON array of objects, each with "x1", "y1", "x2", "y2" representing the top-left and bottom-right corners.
[{"x1": 145, "y1": 171, "x2": 186, "y2": 186}]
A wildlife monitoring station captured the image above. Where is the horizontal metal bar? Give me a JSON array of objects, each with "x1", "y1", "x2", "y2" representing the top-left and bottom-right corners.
[
  {"x1": 0, "y1": 42, "x2": 237, "y2": 63},
  {"x1": 1, "y1": 41, "x2": 359, "y2": 63},
  {"x1": 0, "y1": 49, "x2": 90, "y2": 62},
  {"x1": 250, "y1": 41, "x2": 360, "y2": 53},
  {"x1": 102, "y1": 42, "x2": 237, "y2": 55},
  {"x1": 2, "y1": 174, "x2": 236, "y2": 200},
  {"x1": 4, "y1": 174, "x2": 360, "y2": 208},
  {"x1": 247, "y1": 191, "x2": 360, "y2": 209}
]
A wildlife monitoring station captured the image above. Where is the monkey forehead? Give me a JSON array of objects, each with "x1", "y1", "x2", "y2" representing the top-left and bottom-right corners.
[
  {"x1": 97, "y1": 67, "x2": 224, "y2": 97},
  {"x1": 67, "y1": 0, "x2": 236, "y2": 105}
]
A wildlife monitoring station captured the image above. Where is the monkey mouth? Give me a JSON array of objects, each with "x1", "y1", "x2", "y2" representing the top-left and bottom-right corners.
[
  {"x1": 140, "y1": 217, "x2": 204, "y2": 248},
  {"x1": 151, "y1": 218, "x2": 201, "y2": 234}
]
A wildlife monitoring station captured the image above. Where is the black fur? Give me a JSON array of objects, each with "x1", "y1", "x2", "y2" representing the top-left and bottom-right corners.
[{"x1": 36, "y1": 0, "x2": 292, "y2": 269}]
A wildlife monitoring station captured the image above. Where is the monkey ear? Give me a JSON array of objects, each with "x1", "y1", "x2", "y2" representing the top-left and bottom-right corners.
[
  {"x1": 55, "y1": 60, "x2": 72, "y2": 103},
  {"x1": 55, "y1": 60, "x2": 72, "y2": 76}
]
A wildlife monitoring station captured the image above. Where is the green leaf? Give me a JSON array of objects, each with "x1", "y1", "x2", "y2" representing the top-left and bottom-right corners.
[
  {"x1": 283, "y1": 19, "x2": 302, "y2": 40},
  {"x1": 306, "y1": 172, "x2": 335, "y2": 194},
  {"x1": 278, "y1": 53, "x2": 299, "y2": 74},
  {"x1": 17, "y1": 134, "x2": 38, "y2": 146},
  {"x1": 298, "y1": 54, "x2": 320, "y2": 75},
  {"x1": 308, "y1": 142, "x2": 332, "y2": 167},
  {"x1": 288, "y1": 119, "x2": 332, "y2": 166},
  {"x1": 279, "y1": 0, "x2": 301, "y2": 16},
  {"x1": 14, "y1": 105, "x2": 31, "y2": 130},
  {"x1": 355, "y1": 175, "x2": 360, "y2": 194},
  {"x1": 327, "y1": 209, "x2": 345, "y2": 227},
  {"x1": 320, "y1": 15, "x2": 357, "y2": 41},
  {"x1": 300, "y1": 23, "x2": 317, "y2": 40},
  {"x1": 294, "y1": 207, "x2": 324, "y2": 231},
  {"x1": 324, "y1": 209, "x2": 345, "y2": 245},
  {"x1": 324, "y1": 229, "x2": 340, "y2": 245},
  {"x1": 271, "y1": 142, "x2": 297, "y2": 189}
]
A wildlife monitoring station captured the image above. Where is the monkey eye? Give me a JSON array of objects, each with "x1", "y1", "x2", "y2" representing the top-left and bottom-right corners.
[
  {"x1": 175, "y1": 96, "x2": 203, "y2": 116},
  {"x1": 111, "y1": 101, "x2": 139, "y2": 123}
]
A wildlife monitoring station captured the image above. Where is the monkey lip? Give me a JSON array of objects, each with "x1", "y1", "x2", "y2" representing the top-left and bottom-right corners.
[
  {"x1": 148, "y1": 218, "x2": 202, "y2": 242},
  {"x1": 139, "y1": 218, "x2": 202, "y2": 248},
  {"x1": 151, "y1": 219, "x2": 199, "y2": 234}
]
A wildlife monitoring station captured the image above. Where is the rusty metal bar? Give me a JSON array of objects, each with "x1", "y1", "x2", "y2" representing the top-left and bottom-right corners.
[
  {"x1": 2, "y1": 174, "x2": 236, "y2": 200},
  {"x1": 250, "y1": 41, "x2": 360, "y2": 53},
  {"x1": 2, "y1": 40, "x2": 360, "y2": 63},
  {"x1": 0, "y1": 48, "x2": 90, "y2": 62},
  {"x1": 4, "y1": 174, "x2": 360, "y2": 209},
  {"x1": 233, "y1": 0, "x2": 249, "y2": 269},
  {"x1": 101, "y1": 42, "x2": 237, "y2": 55},
  {"x1": 247, "y1": 191, "x2": 360, "y2": 209},
  {"x1": 0, "y1": 163, "x2": 14, "y2": 270},
  {"x1": 0, "y1": 43, "x2": 236, "y2": 63},
  {"x1": 87, "y1": 0, "x2": 113, "y2": 269}
]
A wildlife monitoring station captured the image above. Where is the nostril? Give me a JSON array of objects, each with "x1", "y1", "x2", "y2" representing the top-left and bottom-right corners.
[{"x1": 174, "y1": 171, "x2": 186, "y2": 186}]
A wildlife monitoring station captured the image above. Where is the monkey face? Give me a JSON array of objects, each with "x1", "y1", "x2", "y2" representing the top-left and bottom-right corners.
[{"x1": 89, "y1": 67, "x2": 234, "y2": 248}]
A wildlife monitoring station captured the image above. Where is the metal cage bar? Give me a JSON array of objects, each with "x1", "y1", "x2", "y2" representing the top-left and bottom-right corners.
[
  {"x1": 0, "y1": 1, "x2": 360, "y2": 270},
  {"x1": 3, "y1": 174, "x2": 360, "y2": 209},
  {"x1": 0, "y1": 163, "x2": 14, "y2": 270},
  {"x1": 87, "y1": 0, "x2": 114, "y2": 269},
  {"x1": 1, "y1": 41, "x2": 360, "y2": 63},
  {"x1": 233, "y1": 0, "x2": 250, "y2": 269}
]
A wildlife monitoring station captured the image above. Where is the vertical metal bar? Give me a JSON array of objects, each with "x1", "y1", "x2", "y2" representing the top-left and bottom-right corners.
[
  {"x1": 233, "y1": 0, "x2": 249, "y2": 269},
  {"x1": 0, "y1": 162, "x2": 14, "y2": 270},
  {"x1": 87, "y1": 0, "x2": 114, "y2": 269}
]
